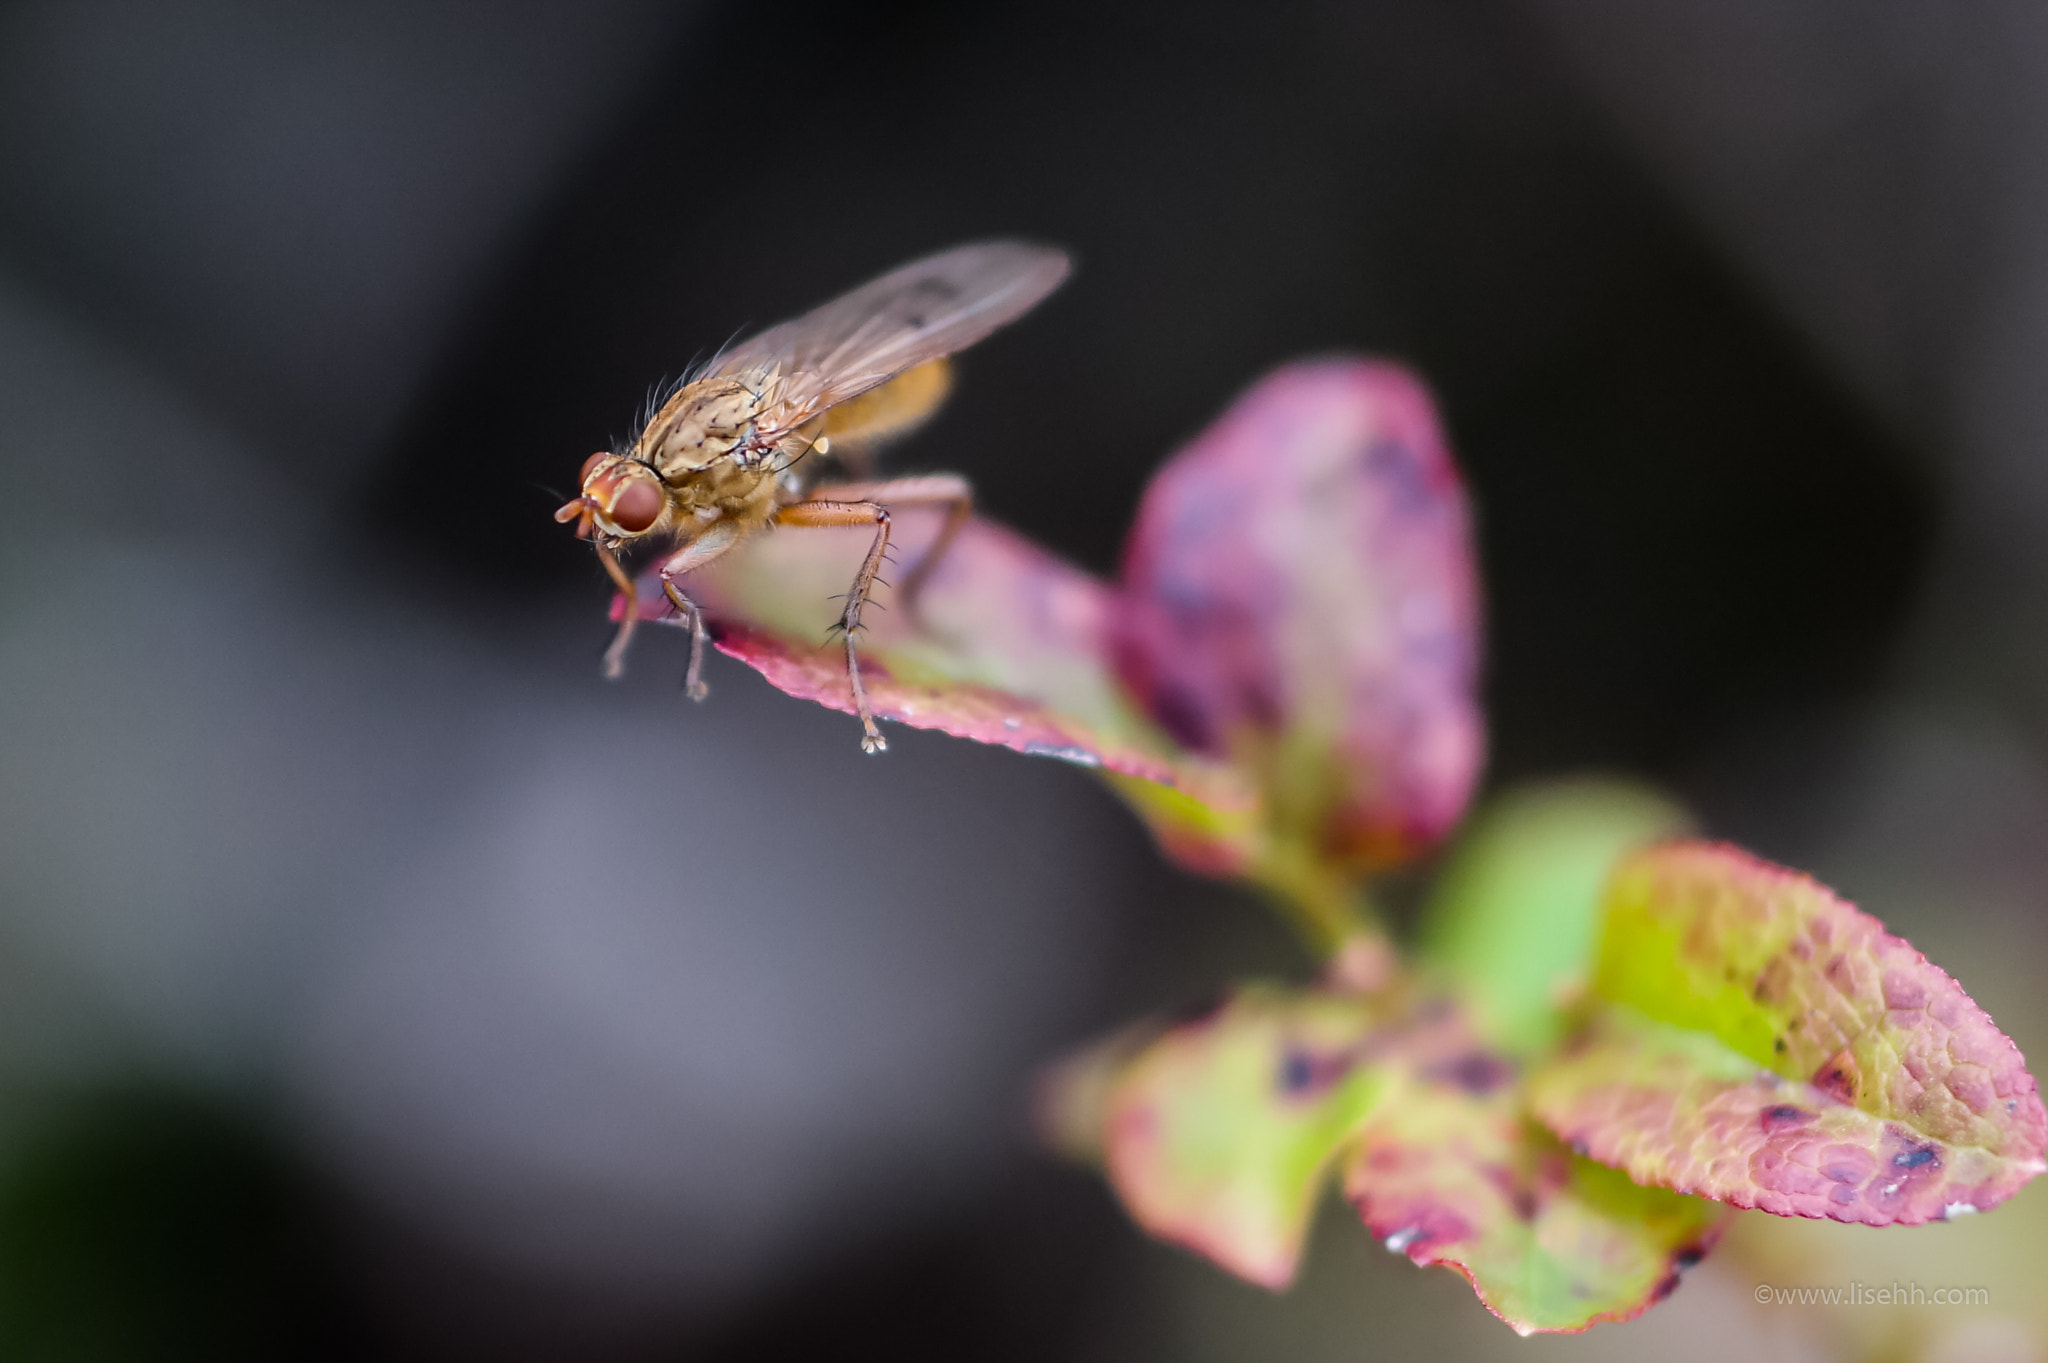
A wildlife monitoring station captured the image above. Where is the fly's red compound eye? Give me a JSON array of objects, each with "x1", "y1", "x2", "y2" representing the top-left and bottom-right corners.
[
  {"x1": 596, "y1": 462, "x2": 664, "y2": 534},
  {"x1": 579, "y1": 451, "x2": 611, "y2": 485},
  {"x1": 609, "y1": 475, "x2": 662, "y2": 533}
]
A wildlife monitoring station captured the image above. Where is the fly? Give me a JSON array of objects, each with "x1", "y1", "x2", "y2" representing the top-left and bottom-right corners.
[{"x1": 556, "y1": 240, "x2": 1071, "y2": 752}]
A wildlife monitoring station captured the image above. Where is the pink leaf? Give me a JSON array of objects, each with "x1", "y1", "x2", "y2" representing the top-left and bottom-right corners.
[
  {"x1": 1112, "y1": 360, "x2": 1484, "y2": 875},
  {"x1": 618, "y1": 509, "x2": 1257, "y2": 822}
]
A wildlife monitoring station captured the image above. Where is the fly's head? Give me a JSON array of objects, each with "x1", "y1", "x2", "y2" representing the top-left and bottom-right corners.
[{"x1": 554, "y1": 452, "x2": 668, "y2": 548}]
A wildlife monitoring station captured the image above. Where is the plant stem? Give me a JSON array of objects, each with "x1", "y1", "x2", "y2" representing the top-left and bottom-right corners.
[{"x1": 1253, "y1": 840, "x2": 1387, "y2": 965}]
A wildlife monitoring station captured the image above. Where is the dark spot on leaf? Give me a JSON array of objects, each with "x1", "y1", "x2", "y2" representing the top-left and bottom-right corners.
[
  {"x1": 1812, "y1": 1053, "x2": 1859, "y2": 1104},
  {"x1": 1760, "y1": 1105, "x2": 1814, "y2": 1134},
  {"x1": 1673, "y1": 1245, "x2": 1706, "y2": 1271},
  {"x1": 1281, "y1": 1050, "x2": 1315, "y2": 1094},
  {"x1": 1774, "y1": 1037, "x2": 1787, "y2": 1054},
  {"x1": 1278, "y1": 1048, "x2": 1352, "y2": 1097},
  {"x1": 1752, "y1": 958, "x2": 1795, "y2": 1006},
  {"x1": 1429, "y1": 1051, "x2": 1513, "y2": 1096},
  {"x1": 1649, "y1": 1270, "x2": 1682, "y2": 1303},
  {"x1": 1893, "y1": 1144, "x2": 1939, "y2": 1170}
]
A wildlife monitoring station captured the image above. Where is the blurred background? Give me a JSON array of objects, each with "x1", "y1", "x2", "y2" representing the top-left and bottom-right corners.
[{"x1": 0, "y1": 0, "x2": 2044, "y2": 1358}]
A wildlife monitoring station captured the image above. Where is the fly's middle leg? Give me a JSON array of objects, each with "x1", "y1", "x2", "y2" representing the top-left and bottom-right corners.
[{"x1": 659, "y1": 580, "x2": 711, "y2": 700}]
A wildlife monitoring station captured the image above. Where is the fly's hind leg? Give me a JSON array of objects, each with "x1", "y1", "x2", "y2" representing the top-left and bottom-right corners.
[
  {"x1": 804, "y1": 475, "x2": 971, "y2": 626},
  {"x1": 773, "y1": 498, "x2": 894, "y2": 753}
]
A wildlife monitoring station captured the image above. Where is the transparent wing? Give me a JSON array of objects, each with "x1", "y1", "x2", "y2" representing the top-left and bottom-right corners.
[{"x1": 705, "y1": 240, "x2": 1070, "y2": 424}]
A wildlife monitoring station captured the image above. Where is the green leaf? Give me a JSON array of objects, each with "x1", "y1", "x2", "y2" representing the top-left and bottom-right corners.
[
  {"x1": 1530, "y1": 841, "x2": 2048, "y2": 1224},
  {"x1": 1417, "y1": 779, "x2": 1691, "y2": 1055},
  {"x1": 1054, "y1": 983, "x2": 1730, "y2": 1332},
  {"x1": 1095, "y1": 985, "x2": 1388, "y2": 1288}
]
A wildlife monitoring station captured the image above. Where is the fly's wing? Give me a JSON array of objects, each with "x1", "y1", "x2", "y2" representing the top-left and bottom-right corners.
[{"x1": 704, "y1": 240, "x2": 1070, "y2": 429}]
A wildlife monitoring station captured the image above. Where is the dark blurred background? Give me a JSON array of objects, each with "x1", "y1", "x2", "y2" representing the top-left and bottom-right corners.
[{"x1": 1, "y1": 1, "x2": 2043, "y2": 1359}]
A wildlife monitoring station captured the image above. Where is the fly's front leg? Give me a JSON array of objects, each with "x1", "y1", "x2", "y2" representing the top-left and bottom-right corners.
[
  {"x1": 772, "y1": 498, "x2": 893, "y2": 753},
  {"x1": 805, "y1": 475, "x2": 971, "y2": 624},
  {"x1": 598, "y1": 545, "x2": 642, "y2": 680},
  {"x1": 647, "y1": 521, "x2": 741, "y2": 699}
]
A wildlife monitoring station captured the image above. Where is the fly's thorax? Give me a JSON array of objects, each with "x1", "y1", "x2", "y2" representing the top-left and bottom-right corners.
[
  {"x1": 671, "y1": 456, "x2": 782, "y2": 520},
  {"x1": 640, "y1": 376, "x2": 775, "y2": 476}
]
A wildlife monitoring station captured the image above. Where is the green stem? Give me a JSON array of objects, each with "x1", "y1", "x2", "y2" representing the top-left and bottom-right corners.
[{"x1": 1252, "y1": 840, "x2": 1385, "y2": 962}]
